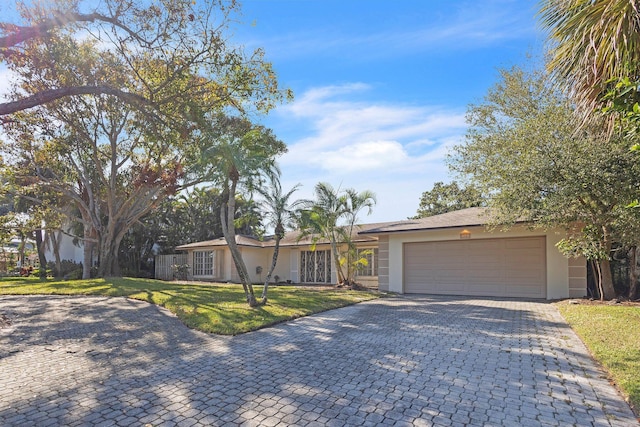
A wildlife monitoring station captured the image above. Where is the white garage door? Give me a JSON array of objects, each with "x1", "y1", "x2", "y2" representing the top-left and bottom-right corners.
[{"x1": 404, "y1": 237, "x2": 546, "y2": 298}]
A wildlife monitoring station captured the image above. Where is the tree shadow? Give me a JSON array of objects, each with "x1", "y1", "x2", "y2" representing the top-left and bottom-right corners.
[{"x1": 0, "y1": 294, "x2": 636, "y2": 426}]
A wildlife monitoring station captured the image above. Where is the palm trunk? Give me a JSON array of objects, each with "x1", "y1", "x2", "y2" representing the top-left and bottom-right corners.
[
  {"x1": 261, "y1": 234, "x2": 281, "y2": 303},
  {"x1": 329, "y1": 239, "x2": 345, "y2": 285},
  {"x1": 220, "y1": 178, "x2": 257, "y2": 306}
]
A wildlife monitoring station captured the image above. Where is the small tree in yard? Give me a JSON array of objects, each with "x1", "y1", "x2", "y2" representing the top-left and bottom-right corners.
[
  {"x1": 298, "y1": 183, "x2": 376, "y2": 287},
  {"x1": 200, "y1": 116, "x2": 286, "y2": 307},
  {"x1": 257, "y1": 174, "x2": 301, "y2": 303}
]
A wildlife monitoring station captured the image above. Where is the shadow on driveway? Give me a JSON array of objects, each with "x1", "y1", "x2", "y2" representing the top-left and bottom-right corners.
[{"x1": 0, "y1": 294, "x2": 637, "y2": 426}]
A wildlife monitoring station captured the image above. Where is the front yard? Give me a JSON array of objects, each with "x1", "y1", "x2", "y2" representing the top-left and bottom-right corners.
[
  {"x1": 0, "y1": 277, "x2": 379, "y2": 335},
  {"x1": 556, "y1": 301, "x2": 640, "y2": 416}
]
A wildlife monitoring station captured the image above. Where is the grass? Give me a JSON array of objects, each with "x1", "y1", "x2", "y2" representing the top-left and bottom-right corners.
[
  {"x1": 0, "y1": 276, "x2": 380, "y2": 335},
  {"x1": 556, "y1": 303, "x2": 640, "y2": 415}
]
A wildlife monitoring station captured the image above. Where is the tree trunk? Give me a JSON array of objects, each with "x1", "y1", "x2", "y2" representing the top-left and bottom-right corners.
[
  {"x1": 34, "y1": 229, "x2": 47, "y2": 279},
  {"x1": 629, "y1": 246, "x2": 639, "y2": 300},
  {"x1": 47, "y1": 230, "x2": 62, "y2": 278},
  {"x1": 599, "y1": 229, "x2": 616, "y2": 300},
  {"x1": 329, "y1": 239, "x2": 345, "y2": 285},
  {"x1": 97, "y1": 227, "x2": 126, "y2": 277},
  {"x1": 82, "y1": 224, "x2": 96, "y2": 279},
  {"x1": 599, "y1": 258, "x2": 616, "y2": 300},
  {"x1": 18, "y1": 233, "x2": 26, "y2": 269},
  {"x1": 261, "y1": 234, "x2": 281, "y2": 304},
  {"x1": 220, "y1": 180, "x2": 257, "y2": 306}
]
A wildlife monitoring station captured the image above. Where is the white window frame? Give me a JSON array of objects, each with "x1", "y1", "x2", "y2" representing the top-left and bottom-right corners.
[
  {"x1": 356, "y1": 247, "x2": 378, "y2": 277},
  {"x1": 193, "y1": 250, "x2": 216, "y2": 277}
]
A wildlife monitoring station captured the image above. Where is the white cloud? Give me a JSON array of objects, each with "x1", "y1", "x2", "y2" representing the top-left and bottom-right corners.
[
  {"x1": 318, "y1": 140, "x2": 408, "y2": 173},
  {"x1": 273, "y1": 84, "x2": 468, "y2": 222}
]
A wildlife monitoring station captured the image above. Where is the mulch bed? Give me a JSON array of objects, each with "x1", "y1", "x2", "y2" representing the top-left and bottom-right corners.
[{"x1": 556, "y1": 298, "x2": 640, "y2": 307}]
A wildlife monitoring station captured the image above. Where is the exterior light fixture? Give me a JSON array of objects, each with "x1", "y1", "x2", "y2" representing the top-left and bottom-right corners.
[{"x1": 460, "y1": 229, "x2": 471, "y2": 239}]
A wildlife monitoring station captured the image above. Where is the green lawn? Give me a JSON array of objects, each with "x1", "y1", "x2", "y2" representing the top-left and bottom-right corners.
[
  {"x1": 557, "y1": 303, "x2": 640, "y2": 415},
  {"x1": 0, "y1": 277, "x2": 380, "y2": 335}
]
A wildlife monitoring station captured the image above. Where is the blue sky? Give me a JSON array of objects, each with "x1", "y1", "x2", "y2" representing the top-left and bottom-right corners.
[
  {"x1": 0, "y1": 0, "x2": 545, "y2": 224},
  {"x1": 235, "y1": 0, "x2": 545, "y2": 223}
]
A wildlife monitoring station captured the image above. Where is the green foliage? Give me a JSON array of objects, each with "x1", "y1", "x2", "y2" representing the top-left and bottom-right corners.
[
  {"x1": 413, "y1": 181, "x2": 484, "y2": 218},
  {"x1": 45, "y1": 259, "x2": 82, "y2": 279},
  {"x1": 256, "y1": 174, "x2": 301, "y2": 301},
  {"x1": 0, "y1": 0, "x2": 292, "y2": 117},
  {"x1": 0, "y1": 277, "x2": 379, "y2": 335},
  {"x1": 539, "y1": 0, "x2": 640, "y2": 115},
  {"x1": 602, "y1": 77, "x2": 640, "y2": 149},
  {"x1": 0, "y1": 0, "x2": 291, "y2": 278},
  {"x1": 198, "y1": 115, "x2": 287, "y2": 305},
  {"x1": 451, "y1": 64, "x2": 640, "y2": 299},
  {"x1": 297, "y1": 183, "x2": 376, "y2": 286}
]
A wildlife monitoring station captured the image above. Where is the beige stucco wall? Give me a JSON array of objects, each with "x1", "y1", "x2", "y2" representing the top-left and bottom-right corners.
[
  {"x1": 383, "y1": 225, "x2": 585, "y2": 300},
  {"x1": 236, "y1": 248, "x2": 270, "y2": 283},
  {"x1": 261, "y1": 247, "x2": 294, "y2": 283}
]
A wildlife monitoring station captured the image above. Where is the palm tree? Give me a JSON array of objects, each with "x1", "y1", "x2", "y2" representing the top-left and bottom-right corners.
[
  {"x1": 539, "y1": 0, "x2": 640, "y2": 114},
  {"x1": 257, "y1": 174, "x2": 301, "y2": 303},
  {"x1": 340, "y1": 188, "x2": 376, "y2": 286},
  {"x1": 202, "y1": 116, "x2": 286, "y2": 306},
  {"x1": 298, "y1": 183, "x2": 376, "y2": 286}
]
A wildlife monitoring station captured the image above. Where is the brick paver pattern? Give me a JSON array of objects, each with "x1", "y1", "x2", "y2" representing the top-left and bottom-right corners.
[{"x1": 0, "y1": 294, "x2": 637, "y2": 426}]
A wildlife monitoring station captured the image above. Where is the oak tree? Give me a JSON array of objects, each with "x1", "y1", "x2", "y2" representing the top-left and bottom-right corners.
[{"x1": 450, "y1": 65, "x2": 640, "y2": 300}]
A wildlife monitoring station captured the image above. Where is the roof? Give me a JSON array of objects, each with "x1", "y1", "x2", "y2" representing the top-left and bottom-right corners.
[
  {"x1": 175, "y1": 235, "x2": 264, "y2": 250},
  {"x1": 358, "y1": 207, "x2": 493, "y2": 234},
  {"x1": 175, "y1": 207, "x2": 499, "y2": 250},
  {"x1": 175, "y1": 225, "x2": 380, "y2": 251}
]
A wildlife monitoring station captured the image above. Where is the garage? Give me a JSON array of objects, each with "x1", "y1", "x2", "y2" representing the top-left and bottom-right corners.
[{"x1": 403, "y1": 236, "x2": 546, "y2": 298}]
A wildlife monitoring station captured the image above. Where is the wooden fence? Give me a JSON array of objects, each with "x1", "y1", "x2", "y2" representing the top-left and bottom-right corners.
[{"x1": 154, "y1": 253, "x2": 188, "y2": 281}]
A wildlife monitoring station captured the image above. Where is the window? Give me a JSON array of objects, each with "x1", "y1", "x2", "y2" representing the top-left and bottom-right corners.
[
  {"x1": 193, "y1": 250, "x2": 215, "y2": 276},
  {"x1": 300, "y1": 250, "x2": 332, "y2": 283},
  {"x1": 356, "y1": 248, "x2": 378, "y2": 277}
]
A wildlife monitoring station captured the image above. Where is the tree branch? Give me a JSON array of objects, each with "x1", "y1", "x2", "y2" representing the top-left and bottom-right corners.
[
  {"x1": 0, "y1": 12, "x2": 146, "y2": 52},
  {"x1": 0, "y1": 85, "x2": 151, "y2": 116}
]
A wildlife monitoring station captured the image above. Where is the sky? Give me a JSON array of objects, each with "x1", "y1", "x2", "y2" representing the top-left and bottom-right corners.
[
  {"x1": 0, "y1": 0, "x2": 546, "y2": 225},
  {"x1": 233, "y1": 0, "x2": 545, "y2": 223}
]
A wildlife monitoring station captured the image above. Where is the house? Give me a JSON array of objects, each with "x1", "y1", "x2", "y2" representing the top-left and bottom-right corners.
[{"x1": 173, "y1": 207, "x2": 587, "y2": 300}]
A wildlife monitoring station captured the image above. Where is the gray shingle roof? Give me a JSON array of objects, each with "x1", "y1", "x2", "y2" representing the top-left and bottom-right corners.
[
  {"x1": 358, "y1": 207, "x2": 492, "y2": 234},
  {"x1": 175, "y1": 207, "x2": 498, "y2": 250}
]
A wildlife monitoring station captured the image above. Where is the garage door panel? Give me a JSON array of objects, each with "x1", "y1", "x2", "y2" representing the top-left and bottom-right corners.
[
  {"x1": 505, "y1": 238, "x2": 541, "y2": 249},
  {"x1": 404, "y1": 237, "x2": 546, "y2": 298}
]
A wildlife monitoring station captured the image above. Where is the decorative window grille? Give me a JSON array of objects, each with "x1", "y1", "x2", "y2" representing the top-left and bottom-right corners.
[{"x1": 300, "y1": 250, "x2": 332, "y2": 283}]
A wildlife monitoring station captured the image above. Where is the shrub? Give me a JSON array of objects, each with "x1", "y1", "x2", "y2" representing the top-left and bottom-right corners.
[{"x1": 47, "y1": 260, "x2": 83, "y2": 278}]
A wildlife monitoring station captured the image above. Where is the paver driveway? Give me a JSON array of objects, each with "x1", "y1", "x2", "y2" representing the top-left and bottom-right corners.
[{"x1": 0, "y1": 294, "x2": 637, "y2": 427}]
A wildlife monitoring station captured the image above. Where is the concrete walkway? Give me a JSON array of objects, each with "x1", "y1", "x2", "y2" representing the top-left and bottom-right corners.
[{"x1": 0, "y1": 295, "x2": 637, "y2": 427}]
